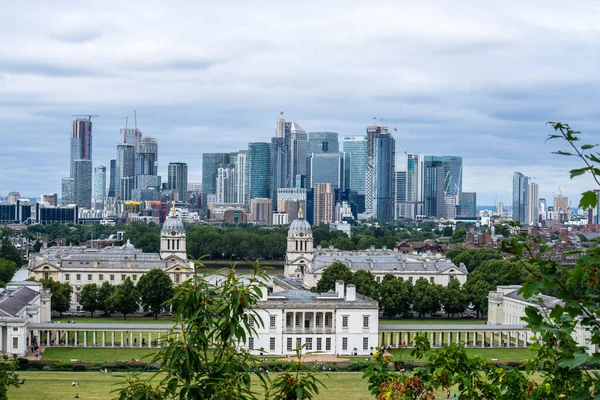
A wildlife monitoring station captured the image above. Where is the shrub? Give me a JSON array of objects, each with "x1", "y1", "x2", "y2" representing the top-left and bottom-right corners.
[
  {"x1": 72, "y1": 363, "x2": 86, "y2": 371},
  {"x1": 16, "y1": 358, "x2": 28, "y2": 370},
  {"x1": 346, "y1": 361, "x2": 371, "y2": 372}
]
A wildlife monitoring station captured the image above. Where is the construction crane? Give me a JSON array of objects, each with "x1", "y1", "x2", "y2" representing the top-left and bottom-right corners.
[{"x1": 72, "y1": 114, "x2": 99, "y2": 121}]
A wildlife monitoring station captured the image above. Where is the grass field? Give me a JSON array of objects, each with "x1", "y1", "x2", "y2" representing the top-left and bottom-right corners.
[
  {"x1": 53, "y1": 317, "x2": 175, "y2": 324},
  {"x1": 387, "y1": 347, "x2": 534, "y2": 362},
  {"x1": 8, "y1": 371, "x2": 463, "y2": 400},
  {"x1": 379, "y1": 318, "x2": 486, "y2": 325},
  {"x1": 42, "y1": 347, "x2": 158, "y2": 362}
]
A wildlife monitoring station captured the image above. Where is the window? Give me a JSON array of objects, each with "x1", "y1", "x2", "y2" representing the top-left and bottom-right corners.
[
  {"x1": 363, "y1": 316, "x2": 369, "y2": 328},
  {"x1": 295, "y1": 314, "x2": 301, "y2": 326},
  {"x1": 342, "y1": 337, "x2": 348, "y2": 351},
  {"x1": 270, "y1": 315, "x2": 276, "y2": 328},
  {"x1": 248, "y1": 337, "x2": 254, "y2": 350},
  {"x1": 174, "y1": 274, "x2": 181, "y2": 284},
  {"x1": 286, "y1": 314, "x2": 292, "y2": 327},
  {"x1": 306, "y1": 337, "x2": 313, "y2": 350},
  {"x1": 316, "y1": 338, "x2": 322, "y2": 351},
  {"x1": 248, "y1": 316, "x2": 254, "y2": 327},
  {"x1": 65, "y1": 274, "x2": 70, "y2": 281},
  {"x1": 76, "y1": 274, "x2": 81, "y2": 281},
  {"x1": 132, "y1": 275, "x2": 137, "y2": 281},
  {"x1": 43, "y1": 272, "x2": 49, "y2": 280},
  {"x1": 12, "y1": 327, "x2": 18, "y2": 332},
  {"x1": 326, "y1": 338, "x2": 332, "y2": 351},
  {"x1": 325, "y1": 314, "x2": 330, "y2": 327},
  {"x1": 12, "y1": 337, "x2": 18, "y2": 349},
  {"x1": 430, "y1": 277, "x2": 434, "y2": 283},
  {"x1": 315, "y1": 314, "x2": 320, "y2": 326},
  {"x1": 99, "y1": 274, "x2": 104, "y2": 281},
  {"x1": 287, "y1": 338, "x2": 293, "y2": 350},
  {"x1": 408, "y1": 277, "x2": 413, "y2": 282},
  {"x1": 88, "y1": 274, "x2": 92, "y2": 281},
  {"x1": 270, "y1": 337, "x2": 276, "y2": 351},
  {"x1": 121, "y1": 274, "x2": 126, "y2": 281},
  {"x1": 363, "y1": 337, "x2": 369, "y2": 350},
  {"x1": 76, "y1": 286, "x2": 81, "y2": 292},
  {"x1": 76, "y1": 293, "x2": 80, "y2": 302},
  {"x1": 376, "y1": 276, "x2": 381, "y2": 282},
  {"x1": 296, "y1": 338, "x2": 301, "y2": 350},
  {"x1": 110, "y1": 274, "x2": 115, "y2": 281},
  {"x1": 342, "y1": 316, "x2": 348, "y2": 328}
]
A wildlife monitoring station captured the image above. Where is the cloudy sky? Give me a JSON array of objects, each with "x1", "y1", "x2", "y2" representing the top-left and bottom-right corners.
[{"x1": 1, "y1": 1, "x2": 599, "y2": 206}]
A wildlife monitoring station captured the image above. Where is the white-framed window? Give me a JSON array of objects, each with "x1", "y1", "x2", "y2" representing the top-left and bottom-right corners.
[
  {"x1": 363, "y1": 316, "x2": 369, "y2": 328},
  {"x1": 248, "y1": 337, "x2": 254, "y2": 350},
  {"x1": 409, "y1": 277, "x2": 413, "y2": 282},
  {"x1": 12, "y1": 337, "x2": 18, "y2": 349},
  {"x1": 12, "y1": 327, "x2": 18, "y2": 332},
  {"x1": 363, "y1": 337, "x2": 369, "y2": 350},
  {"x1": 99, "y1": 274, "x2": 104, "y2": 281},
  {"x1": 326, "y1": 338, "x2": 331, "y2": 351},
  {"x1": 76, "y1": 274, "x2": 81, "y2": 281},
  {"x1": 306, "y1": 337, "x2": 313, "y2": 350},
  {"x1": 132, "y1": 275, "x2": 137, "y2": 281},
  {"x1": 287, "y1": 338, "x2": 293, "y2": 350},
  {"x1": 65, "y1": 274, "x2": 70, "y2": 281},
  {"x1": 121, "y1": 274, "x2": 126, "y2": 281},
  {"x1": 325, "y1": 314, "x2": 331, "y2": 327},
  {"x1": 270, "y1": 315, "x2": 276, "y2": 328},
  {"x1": 88, "y1": 274, "x2": 92, "y2": 281},
  {"x1": 295, "y1": 314, "x2": 301, "y2": 326},
  {"x1": 316, "y1": 338, "x2": 322, "y2": 351},
  {"x1": 270, "y1": 337, "x2": 276, "y2": 351},
  {"x1": 342, "y1": 337, "x2": 348, "y2": 351},
  {"x1": 315, "y1": 314, "x2": 321, "y2": 326},
  {"x1": 249, "y1": 316, "x2": 255, "y2": 327},
  {"x1": 110, "y1": 274, "x2": 115, "y2": 281},
  {"x1": 430, "y1": 277, "x2": 434, "y2": 283},
  {"x1": 342, "y1": 316, "x2": 348, "y2": 328},
  {"x1": 286, "y1": 314, "x2": 292, "y2": 327}
]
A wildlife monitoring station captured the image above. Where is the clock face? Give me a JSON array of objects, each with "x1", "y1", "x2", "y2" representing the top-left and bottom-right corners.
[
  {"x1": 171, "y1": 230, "x2": 177, "y2": 236},
  {"x1": 298, "y1": 232, "x2": 304, "y2": 237}
]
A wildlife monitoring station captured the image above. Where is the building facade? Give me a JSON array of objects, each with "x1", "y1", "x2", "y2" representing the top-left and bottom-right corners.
[{"x1": 512, "y1": 172, "x2": 529, "y2": 224}]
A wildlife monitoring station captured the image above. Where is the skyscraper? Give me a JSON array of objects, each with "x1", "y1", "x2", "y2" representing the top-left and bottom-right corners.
[
  {"x1": 231, "y1": 151, "x2": 248, "y2": 204},
  {"x1": 61, "y1": 178, "x2": 74, "y2": 205},
  {"x1": 394, "y1": 170, "x2": 407, "y2": 219},
  {"x1": 423, "y1": 160, "x2": 445, "y2": 218},
  {"x1": 365, "y1": 126, "x2": 395, "y2": 222},
  {"x1": 313, "y1": 183, "x2": 335, "y2": 226},
  {"x1": 309, "y1": 153, "x2": 344, "y2": 189},
  {"x1": 108, "y1": 159, "x2": 117, "y2": 198},
  {"x1": 116, "y1": 144, "x2": 135, "y2": 200},
  {"x1": 63, "y1": 117, "x2": 93, "y2": 208},
  {"x1": 527, "y1": 182, "x2": 539, "y2": 225},
  {"x1": 275, "y1": 118, "x2": 307, "y2": 188},
  {"x1": 93, "y1": 165, "x2": 106, "y2": 201},
  {"x1": 271, "y1": 137, "x2": 289, "y2": 206},
  {"x1": 137, "y1": 136, "x2": 158, "y2": 176},
  {"x1": 459, "y1": 192, "x2": 477, "y2": 218},
  {"x1": 168, "y1": 162, "x2": 189, "y2": 202},
  {"x1": 553, "y1": 194, "x2": 569, "y2": 222},
  {"x1": 512, "y1": 172, "x2": 529, "y2": 224},
  {"x1": 70, "y1": 118, "x2": 93, "y2": 177},
  {"x1": 216, "y1": 166, "x2": 235, "y2": 204},
  {"x1": 73, "y1": 159, "x2": 92, "y2": 209},
  {"x1": 343, "y1": 135, "x2": 367, "y2": 193},
  {"x1": 308, "y1": 132, "x2": 339, "y2": 154},
  {"x1": 247, "y1": 142, "x2": 271, "y2": 200},
  {"x1": 202, "y1": 153, "x2": 230, "y2": 196}
]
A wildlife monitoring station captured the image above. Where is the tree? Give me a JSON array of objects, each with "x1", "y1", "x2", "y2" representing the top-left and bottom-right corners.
[
  {"x1": 0, "y1": 354, "x2": 19, "y2": 400},
  {"x1": 137, "y1": 269, "x2": 174, "y2": 319},
  {"x1": 108, "y1": 277, "x2": 139, "y2": 319},
  {"x1": 39, "y1": 278, "x2": 73, "y2": 315},
  {"x1": 98, "y1": 281, "x2": 116, "y2": 315},
  {"x1": 448, "y1": 227, "x2": 466, "y2": 244},
  {"x1": 350, "y1": 270, "x2": 379, "y2": 300},
  {"x1": 379, "y1": 276, "x2": 412, "y2": 318},
  {"x1": 0, "y1": 238, "x2": 22, "y2": 267},
  {"x1": 412, "y1": 279, "x2": 441, "y2": 318},
  {"x1": 440, "y1": 279, "x2": 468, "y2": 317},
  {"x1": 0, "y1": 259, "x2": 17, "y2": 286},
  {"x1": 116, "y1": 262, "x2": 325, "y2": 400},
  {"x1": 79, "y1": 283, "x2": 101, "y2": 317},
  {"x1": 313, "y1": 261, "x2": 353, "y2": 293}
]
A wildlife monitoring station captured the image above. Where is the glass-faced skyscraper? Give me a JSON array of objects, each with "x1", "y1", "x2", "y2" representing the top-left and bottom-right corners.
[
  {"x1": 93, "y1": 165, "x2": 106, "y2": 201},
  {"x1": 63, "y1": 117, "x2": 93, "y2": 208},
  {"x1": 308, "y1": 132, "x2": 339, "y2": 154},
  {"x1": 168, "y1": 162, "x2": 189, "y2": 202},
  {"x1": 202, "y1": 153, "x2": 230, "y2": 196},
  {"x1": 366, "y1": 126, "x2": 395, "y2": 222},
  {"x1": 343, "y1": 135, "x2": 367, "y2": 193},
  {"x1": 248, "y1": 142, "x2": 271, "y2": 200},
  {"x1": 512, "y1": 172, "x2": 529, "y2": 224}
]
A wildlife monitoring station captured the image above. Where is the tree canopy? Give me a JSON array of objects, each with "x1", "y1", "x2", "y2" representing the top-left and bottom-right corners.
[{"x1": 137, "y1": 268, "x2": 175, "y2": 319}]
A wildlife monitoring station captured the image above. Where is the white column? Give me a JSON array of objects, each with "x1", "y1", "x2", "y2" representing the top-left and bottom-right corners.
[
  {"x1": 111, "y1": 331, "x2": 115, "y2": 347},
  {"x1": 121, "y1": 331, "x2": 124, "y2": 347},
  {"x1": 139, "y1": 332, "x2": 143, "y2": 347},
  {"x1": 47, "y1": 330, "x2": 50, "y2": 346},
  {"x1": 148, "y1": 332, "x2": 152, "y2": 347},
  {"x1": 129, "y1": 331, "x2": 133, "y2": 347},
  {"x1": 102, "y1": 331, "x2": 106, "y2": 347}
]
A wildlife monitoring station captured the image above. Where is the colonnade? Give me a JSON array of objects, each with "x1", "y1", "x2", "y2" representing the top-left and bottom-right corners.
[{"x1": 284, "y1": 311, "x2": 334, "y2": 333}]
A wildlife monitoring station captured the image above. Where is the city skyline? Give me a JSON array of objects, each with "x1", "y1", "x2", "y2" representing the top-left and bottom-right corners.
[{"x1": 1, "y1": 2, "x2": 599, "y2": 205}]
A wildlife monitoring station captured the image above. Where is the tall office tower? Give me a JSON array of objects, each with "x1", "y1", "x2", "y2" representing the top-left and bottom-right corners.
[
  {"x1": 216, "y1": 166, "x2": 235, "y2": 204},
  {"x1": 116, "y1": 144, "x2": 135, "y2": 199},
  {"x1": 313, "y1": 183, "x2": 335, "y2": 226},
  {"x1": 365, "y1": 126, "x2": 395, "y2": 222},
  {"x1": 275, "y1": 118, "x2": 307, "y2": 187},
  {"x1": 250, "y1": 198, "x2": 273, "y2": 225},
  {"x1": 231, "y1": 151, "x2": 248, "y2": 204},
  {"x1": 440, "y1": 156, "x2": 463, "y2": 195},
  {"x1": 7, "y1": 192, "x2": 20, "y2": 204},
  {"x1": 308, "y1": 132, "x2": 339, "y2": 154},
  {"x1": 247, "y1": 142, "x2": 271, "y2": 200},
  {"x1": 406, "y1": 153, "x2": 424, "y2": 218},
  {"x1": 512, "y1": 172, "x2": 529, "y2": 224},
  {"x1": 168, "y1": 162, "x2": 189, "y2": 202},
  {"x1": 41, "y1": 193, "x2": 58, "y2": 206},
  {"x1": 309, "y1": 153, "x2": 344, "y2": 189},
  {"x1": 553, "y1": 195, "x2": 569, "y2": 222},
  {"x1": 137, "y1": 136, "x2": 158, "y2": 176},
  {"x1": 70, "y1": 118, "x2": 93, "y2": 177},
  {"x1": 61, "y1": 178, "x2": 75, "y2": 205},
  {"x1": 459, "y1": 192, "x2": 477, "y2": 218},
  {"x1": 202, "y1": 153, "x2": 230, "y2": 197},
  {"x1": 343, "y1": 135, "x2": 367, "y2": 193},
  {"x1": 527, "y1": 182, "x2": 540, "y2": 225},
  {"x1": 107, "y1": 159, "x2": 117, "y2": 197},
  {"x1": 73, "y1": 159, "x2": 92, "y2": 209},
  {"x1": 394, "y1": 171, "x2": 407, "y2": 219},
  {"x1": 444, "y1": 194, "x2": 457, "y2": 219},
  {"x1": 121, "y1": 128, "x2": 141, "y2": 151},
  {"x1": 423, "y1": 161, "x2": 445, "y2": 218},
  {"x1": 271, "y1": 137, "x2": 289, "y2": 207},
  {"x1": 496, "y1": 201, "x2": 504, "y2": 216},
  {"x1": 93, "y1": 165, "x2": 107, "y2": 201},
  {"x1": 596, "y1": 191, "x2": 600, "y2": 224}
]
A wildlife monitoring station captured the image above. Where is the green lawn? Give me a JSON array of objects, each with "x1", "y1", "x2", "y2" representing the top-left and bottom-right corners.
[
  {"x1": 379, "y1": 318, "x2": 486, "y2": 325},
  {"x1": 53, "y1": 317, "x2": 176, "y2": 324},
  {"x1": 42, "y1": 347, "x2": 158, "y2": 362},
  {"x1": 7, "y1": 371, "x2": 460, "y2": 400},
  {"x1": 388, "y1": 347, "x2": 534, "y2": 362}
]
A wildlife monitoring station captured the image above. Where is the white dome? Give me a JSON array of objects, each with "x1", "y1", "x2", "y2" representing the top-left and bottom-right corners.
[
  {"x1": 161, "y1": 210, "x2": 185, "y2": 233},
  {"x1": 289, "y1": 218, "x2": 312, "y2": 236}
]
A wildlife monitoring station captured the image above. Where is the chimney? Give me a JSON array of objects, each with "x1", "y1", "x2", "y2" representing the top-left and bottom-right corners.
[
  {"x1": 335, "y1": 280, "x2": 344, "y2": 298},
  {"x1": 346, "y1": 284, "x2": 356, "y2": 301}
]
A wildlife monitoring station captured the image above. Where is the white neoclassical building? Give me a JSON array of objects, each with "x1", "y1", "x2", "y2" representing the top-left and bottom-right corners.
[
  {"x1": 284, "y1": 211, "x2": 467, "y2": 289},
  {"x1": 0, "y1": 281, "x2": 52, "y2": 356},
  {"x1": 28, "y1": 207, "x2": 193, "y2": 311},
  {"x1": 248, "y1": 280, "x2": 379, "y2": 356},
  {"x1": 488, "y1": 285, "x2": 597, "y2": 353}
]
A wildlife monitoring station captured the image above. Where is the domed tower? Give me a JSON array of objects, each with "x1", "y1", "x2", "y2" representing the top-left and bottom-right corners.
[
  {"x1": 284, "y1": 205, "x2": 314, "y2": 278},
  {"x1": 160, "y1": 205, "x2": 187, "y2": 261}
]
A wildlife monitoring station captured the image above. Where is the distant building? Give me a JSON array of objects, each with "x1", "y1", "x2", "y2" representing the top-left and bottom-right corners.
[
  {"x1": 247, "y1": 143, "x2": 271, "y2": 200},
  {"x1": 313, "y1": 183, "x2": 335, "y2": 226},
  {"x1": 40, "y1": 193, "x2": 58, "y2": 207},
  {"x1": 202, "y1": 153, "x2": 230, "y2": 197},
  {"x1": 308, "y1": 131, "x2": 339, "y2": 154},
  {"x1": 512, "y1": 172, "x2": 529, "y2": 224},
  {"x1": 527, "y1": 183, "x2": 539, "y2": 225},
  {"x1": 365, "y1": 126, "x2": 395, "y2": 222},
  {"x1": 0, "y1": 200, "x2": 32, "y2": 224},
  {"x1": 107, "y1": 159, "x2": 117, "y2": 198},
  {"x1": 458, "y1": 192, "x2": 477, "y2": 218},
  {"x1": 309, "y1": 153, "x2": 344, "y2": 189},
  {"x1": 35, "y1": 203, "x2": 78, "y2": 224},
  {"x1": 168, "y1": 162, "x2": 188, "y2": 202},
  {"x1": 250, "y1": 198, "x2": 272, "y2": 225},
  {"x1": 61, "y1": 178, "x2": 75, "y2": 205},
  {"x1": 342, "y1": 135, "x2": 367, "y2": 194},
  {"x1": 7, "y1": 192, "x2": 20, "y2": 204}
]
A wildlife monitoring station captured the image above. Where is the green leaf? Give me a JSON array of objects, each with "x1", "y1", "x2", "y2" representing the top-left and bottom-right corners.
[
  {"x1": 579, "y1": 190, "x2": 598, "y2": 209},
  {"x1": 569, "y1": 167, "x2": 589, "y2": 179},
  {"x1": 581, "y1": 144, "x2": 596, "y2": 150},
  {"x1": 552, "y1": 151, "x2": 574, "y2": 156},
  {"x1": 558, "y1": 351, "x2": 591, "y2": 368}
]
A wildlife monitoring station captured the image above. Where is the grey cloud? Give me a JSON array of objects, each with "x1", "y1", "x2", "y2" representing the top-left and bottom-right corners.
[
  {"x1": 0, "y1": 60, "x2": 109, "y2": 78},
  {"x1": 52, "y1": 29, "x2": 103, "y2": 44}
]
